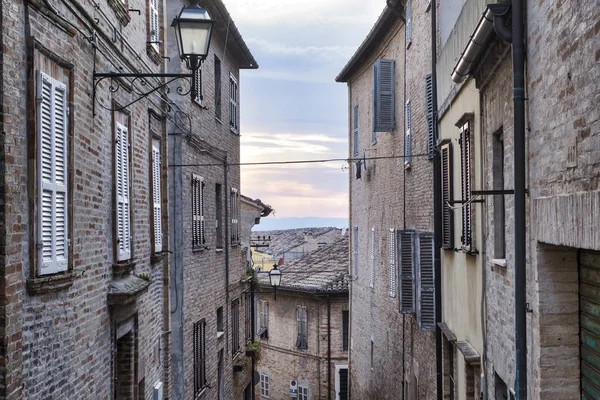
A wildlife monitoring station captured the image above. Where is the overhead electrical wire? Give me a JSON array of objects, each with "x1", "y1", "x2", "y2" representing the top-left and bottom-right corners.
[{"x1": 169, "y1": 153, "x2": 431, "y2": 168}]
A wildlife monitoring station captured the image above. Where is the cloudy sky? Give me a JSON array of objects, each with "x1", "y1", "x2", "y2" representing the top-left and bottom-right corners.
[{"x1": 221, "y1": 0, "x2": 387, "y2": 219}]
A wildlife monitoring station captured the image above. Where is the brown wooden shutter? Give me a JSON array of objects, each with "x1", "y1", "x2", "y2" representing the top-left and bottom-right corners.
[
  {"x1": 398, "y1": 230, "x2": 416, "y2": 313},
  {"x1": 459, "y1": 123, "x2": 472, "y2": 251},
  {"x1": 418, "y1": 233, "x2": 435, "y2": 331},
  {"x1": 441, "y1": 143, "x2": 454, "y2": 249}
]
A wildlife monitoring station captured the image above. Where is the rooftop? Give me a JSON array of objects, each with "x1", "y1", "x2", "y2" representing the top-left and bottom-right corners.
[
  {"x1": 259, "y1": 237, "x2": 349, "y2": 294},
  {"x1": 252, "y1": 227, "x2": 340, "y2": 256}
]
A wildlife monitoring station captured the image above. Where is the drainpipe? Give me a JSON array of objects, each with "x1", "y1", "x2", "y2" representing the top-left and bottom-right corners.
[
  {"x1": 511, "y1": 0, "x2": 527, "y2": 396},
  {"x1": 431, "y1": 0, "x2": 443, "y2": 399},
  {"x1": 327, "y1": 295, "x2": 332, "y2": 400},
  {"x1": 250, "y1": 273, "x2": 256, "y2": 400}
]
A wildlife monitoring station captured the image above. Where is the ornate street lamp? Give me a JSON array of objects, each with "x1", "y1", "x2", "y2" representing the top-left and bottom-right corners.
[
  {"x1": 269, "y1": 265, "x2": 282, "y2": 300},
  {"x1": 92, "y1": 5, "x2": 215, "y2": 115}
]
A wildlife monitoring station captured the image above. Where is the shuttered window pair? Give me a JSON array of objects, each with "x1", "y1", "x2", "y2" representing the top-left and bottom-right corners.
[
  {"x1": 369, "y1": 228, "x2": 375, "y2": 288},
  {"x1": 194, "y1": 319, "x2": 207, "y2": 395},
  {"x1": 230, "y1": 74, "x2": 238, "y2": 133},
  {"x1": 459, "y1": 122, "x2": 474, "y2": 251},
  {"x1": 37, "y1": 71, "x2": 69, "y2": 275},
  {"x1": 405, "y1": 101, "x2": 412, "y2": 167},
  {"x1": 230, "y1": 188, "x2": 240, "y2": 244},
  {"x1": 441, "y1": 143, "x2": 454, "y2": 249},
  {"x1": 389, "y1": 229, "x2": 396, "y2": 297},
  {"x1": 397, "y1": 231, "x2": 435, "y2": 331},
  {"x1": 372, "y1": 59, "x2": 395, "y2": 133},
  {"x1": 296, "y1": 306, "x2": 308, "y2": 349},
  {"x1": 148, "y1": 0, "x2": 159, "y2": 51},
  {"x1": 151, "y1": 139, "x2": 162, "y2": 253},
  {"x1": 192, "y1": 175, "x2": 206, "y2": 248},
  {"x1": 115, "y1": 122, "x2": 131, "y2": 261},
  {"x1": 425, "y1": 74, "x2": 435, "y2": 159},
  {"x1": 353, "y1": 105, "x2": 359, "y2": 156}
]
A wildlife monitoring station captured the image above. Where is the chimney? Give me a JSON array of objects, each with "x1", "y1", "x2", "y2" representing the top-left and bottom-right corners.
[{"x1": 304, "y1": 231, "x2": 313, "y2": 242}]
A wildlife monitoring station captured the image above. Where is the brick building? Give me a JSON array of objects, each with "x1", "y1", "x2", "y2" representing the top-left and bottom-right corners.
[
  {"x1": 255, "y1": 238, "x2": 349, "y2": 400},
  {"x1": 336, "y1": 1, "x2": 437, "y2": 398},
  {"x1": 0, "y1": 0, "x2": 171, "y2": 398},
  {"x1": 166, "y1": 1, "x2": 258, "y2": 399}
]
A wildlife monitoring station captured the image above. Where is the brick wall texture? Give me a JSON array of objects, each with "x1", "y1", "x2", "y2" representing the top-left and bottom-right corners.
[
  {"x1": 0, "y1": 0, "x2": 171, "y2": 398},
  {"x1": 344, "y1": 4, "x2": 437, "y2": 399}
]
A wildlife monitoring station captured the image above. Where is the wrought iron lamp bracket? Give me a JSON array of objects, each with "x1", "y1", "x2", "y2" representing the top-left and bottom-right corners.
[{"x1": 92, "y1": 72, "x2": 194, "y2": 116}]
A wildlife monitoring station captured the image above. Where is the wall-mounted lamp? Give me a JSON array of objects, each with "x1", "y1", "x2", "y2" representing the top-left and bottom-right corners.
[
  {"x1": 269, "y1": 265, "x2": 282, "y2": 300},
  {"x1": 92, "y1": 4, "x2": 214, "y2": 115}
]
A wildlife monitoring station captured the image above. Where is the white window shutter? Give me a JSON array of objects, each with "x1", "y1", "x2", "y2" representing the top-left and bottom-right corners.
[
  {"x1": 405, "y1": 101, "x2": 412, "y2": 167},
  {"x1": 369, "y1": 228, "x2": 375, "y2": 288},
  {"x1": 37, "y1": 71, "x2": 68, "y2": 275},
  {"x1": 388, "y1": 229, "x2": 396, "y2": 297},
  {"x1": 152, "y1": 143, "x2": 162, "y2": 253},
  {"x1": 116, "y1": 122, "x2": 131, "y2": 261},
  {"x1": 149, "y1": 0, "x2": 159, "y2": 49}
]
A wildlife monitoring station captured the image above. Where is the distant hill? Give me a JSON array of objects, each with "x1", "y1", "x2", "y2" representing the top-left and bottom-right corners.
[{"x1": 254, "y1": 217, "x2": 348, "y2": 232}]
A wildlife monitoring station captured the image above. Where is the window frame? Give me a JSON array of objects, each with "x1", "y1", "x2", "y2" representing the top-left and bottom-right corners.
[
  {"x1": 215, "y1": 183, "x2": 223, "y2": 250},
  {"x1": 296, "y1": 305, "x2": 308, "y2": 349},
  {"x1": 148, "y1": 0, "x2": 160, "y2": 53},
  {"x1": 192, "y1": 174, "x2": 206, "y2": 249},
  {"x1": 114, "y1": 113, "x2": 133, "y2": 263},
  {"x1": 459, "y1": 121, "x2": 475, "y2": 253},
  {"x1": 214, "y1": 56, "x2": 222, "y2": 121},
  {"x1": 353, "y1": 105, "x2": 359, "y2": 156},
  {"x1": 194, "y1": 319, "x2": 207, "y2": 395},
  {"x1": 298, "y1": 383, "x2": 309, "y2": 400},
  {"x1": 259, "y1": 300, "x2": 269, "y2": 339},
  {"x1": 150, "y1": 136, "x2": 163, "y2": 255},
  {"x1": 231, "y1": 299, "x2": 240, "y2": 356},
  {"x1": 342, "y1": 310, "x2": 349, "y2": 351},
  {"x1": 260, "y1": 373, "x2": 270, "y2": 397},
  {"x1": 441, "y1": 142, "x2": 454, "y2": 250},
  {"x1": 229, "y1": 73, "x2": 239, "y2": 133},
  {"x1": 230, "y1": 188, "x2": 240, "y2": 245}
]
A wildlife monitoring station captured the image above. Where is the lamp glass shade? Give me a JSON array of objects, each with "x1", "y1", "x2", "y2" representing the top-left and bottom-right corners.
[
  {"x1": 269, "y1": 267, "x2": 282, "y2": 287},
  {"x1": 171, "y1": 6, "x2": 214, "y2": 63}
]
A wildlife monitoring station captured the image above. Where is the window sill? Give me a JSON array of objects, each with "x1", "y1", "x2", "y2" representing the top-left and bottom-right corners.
[
  {"x1": 112, "y1": 261, "x2": 136, "y2": 279},
  {"x1": 231, "y1": 241, "x2": 240, "y2": 247},
  {"x1": 492, "y1": 258, "x2": 507, "y2": 268},
  {"x1": 27, "y1": 271, "x2": 76, "y2": 295},
  {"x1": 215, "y1": 117, "x2": 223, "y2": 125},
  {"x1": 151, "y1": 253, "x2": 165, "y2": 265},
  {"x1": 107, "y1": 0, "x2": 131, "y2": 26},
  {"x1": 425, "y1": 0, "x2": 431, "y2": 12},
  {"x1": 146, "y1": 44, "x2": 162, "y2": 65},
  {"x1": 217, "y1": 331, "x2": 225, "y2": 339},
  {"x1": 195, "y1": 387, "x2": 208, "y2": 400},
  {"x1": 193, "y1": 245, "x2": 210, "y2": 253},
  {"x1": 215, "y1": 248, "x2": 224, "y2": 253}
]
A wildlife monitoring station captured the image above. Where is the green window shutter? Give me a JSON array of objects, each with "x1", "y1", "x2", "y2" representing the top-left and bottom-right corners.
[
  {"x1": 374, "y1": 59, "x2": 395, "y2": 132},
  {"x1": 398, "y1": 230, "x2": 416, "y2": 313},
  {"x1": 418, "y1": 233, "x2": 435, "y2": 331},
  {"x1": 37, "y1": 71, "x2": 69, "y2": 275},
  {"x1": 441, "y1": 143, "x2": 454, "y2": 249},
  {"x1": 353, "y1": 105, "x2": 359, "y2": 156},
  {"x1": 425, "y1": 73, "x2": 435, "y2": 159}
]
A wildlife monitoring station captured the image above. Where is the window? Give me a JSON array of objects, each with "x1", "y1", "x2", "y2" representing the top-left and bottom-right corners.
[
  {"x1": 369, "y1": 228, "x2": 375, "y2": 288},
  {"x1": 353, "y1": 105, "x2": 359, "y2": 156},
  {"x1": 214, "y1": 56, "x2": 222, "y2": 120},
  {"x1": 342, "y1": 310, "x2": 349, "y2": 351},
  {"x1": 441, "y1": 143, "x2": 454, "y2": 249},
  {"x1": 399, "y1": 230, "x2": 416, "y2": 313},
  {"x1": 151, "y1": 138, "x2": 162, "y2": 254},
  {"x1": 229, "y1": 74, "x2": 239, "y2": 133},
  {"x1": 389, "y1": 229, "x2": 396, "y2": 297},
  {"x1": 405, "y1": 101, "x2": 412, "y2": 167},
  {"x1": 218, "y1": 349, "x2": 224, "y2": 400},
  {"x1": 298, "y1": 383, "x2": 309, "y2": 400},
  {"x1": 370, "y1": 340, "x2": 374, "y2": 369},
  {"x1": 372, "y1": 59, "x2": 395, "y2": 132},
  {"x1": 405, "y1": 0, "x2": 412, "y2": 48},
  {"x1": 494, "y1": 372, "x2": 508, "y2": 400},
  {"x1": 417, "y1": 233, "x2": 435, "y2": 331},
  {"x1": 217, "y1": 307, "x2": 224, "y2": 335},
  {"x1": 493, "y1": 129, "x2": 505, "y2": 259},
  {"x1": 216, "y1": 183, "x2": 223, "y2": 249},
  {"x1": 194, "y1": 319, "x2": 207, "y2": 395},
  {"x1": 459, "y1": 121, "x2": 474, "y2": 251},
  {"x1": 115, "y1": 119, "x2": 131, "y2": 262},
  {"x1": 192, "y1": 175, "x2": 206, "y2": 248},
  {"x1": 425, "y1": 73, "x2": 435, "y2": 159},
  {"x1": 231, "y1": 299, "x2": 240, "y2": 356},
  {"x1": 352, "y1": 227, "x2": 358, "y2": 278},
  {"x1": 230, "y1": 188, "x2": 240, "y2": 244},
  {"x1": 194, "y1": 68, "x2": 203, "y2": 105},
  {"x1": 259, "y1": 300, "x2": 269, "y2": 339},
  {"x1": 36, "y1": 71, "x2": 69, "y2": 275},
  {"x1": 296, "y1": 306, "x2": 308, "y2": 349},
  {"x1": 260, "y1": 373, "x2": 270, "y2": 397},
  {"x1": 245, "y1": 293, "x2": 252, "y2": 342},
  {"x1": 148, "y1": 0, "x2": 159, "y2": 51}
]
